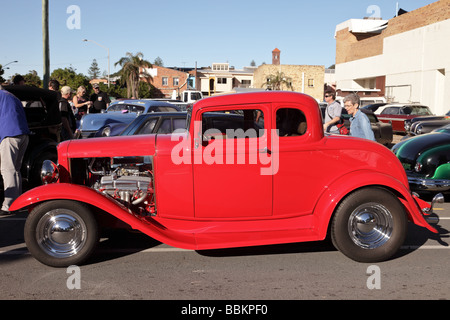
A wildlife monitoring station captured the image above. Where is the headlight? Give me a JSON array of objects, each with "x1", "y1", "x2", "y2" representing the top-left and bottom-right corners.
[
  {"x1": 415, "y1": 162, "x2": 423, "y2": 173},
  {"x1": 416, "y1": 125, "x2": 423, "y2": 135},
  {"x1": 101, "y1": 126, "x2": 111, "y2": 137},
  {"x1": 41, "y1": 160, "x2": 59, "y2": 184}
]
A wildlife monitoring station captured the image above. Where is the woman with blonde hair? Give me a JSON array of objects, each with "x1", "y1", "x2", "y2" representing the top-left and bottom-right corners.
[{"x1": 72, "y1": 86, "x2": 92, "y2": 119}]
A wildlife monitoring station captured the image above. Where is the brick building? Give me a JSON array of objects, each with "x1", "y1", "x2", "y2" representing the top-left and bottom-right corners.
[
  {"x1": 141, "y1": 65, "x2": 190, "y2": 98},
  {"x1": 253, "y1": 48, "x2": 325, "y2": 101},
  {"x1": 335, "y1": 0, "x2": 450, "y2": 114}
]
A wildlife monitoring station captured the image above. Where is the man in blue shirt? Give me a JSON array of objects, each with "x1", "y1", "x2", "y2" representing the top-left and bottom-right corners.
[
  {"x1": 0, "y1": 88, "x2": 30, "y2": 215},
  {"x1": 343, "y1": 93, "x2": 375, "y2": 141}
]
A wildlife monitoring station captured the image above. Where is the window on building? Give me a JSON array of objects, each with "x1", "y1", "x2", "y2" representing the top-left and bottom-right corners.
[
  {"x1": 218, "y1": 78, "x2": 227, "y2": 84},
  {"x1": 162, "y1": 77, "x2": 168, "y2": 86},
  {"x1": 173, "y1": 77, "x2": 179, "y2": 86}
]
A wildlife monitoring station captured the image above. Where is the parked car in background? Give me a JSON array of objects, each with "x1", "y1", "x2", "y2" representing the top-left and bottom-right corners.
[
  {"x1": 2, "y1": 85, "x2": 61, "y2": 188},
  {"x1": 375, "y1": 103, "x2": 433, "y2": 134},
  {"x1": 404, "y1": 111, "x2": 450, "y2": 136},
  {"x1": 105, "y1": 110, "x2": 264, "y2": 138},
  {"x1": 97, "y1": 112, "x2": 188, "y2": 137},
  {"x1": 76, "y1": 99, "x2": 180, "y2": 138},
  {"x1": 393, "y1": 125, "x2": 450, "y2": 193}
]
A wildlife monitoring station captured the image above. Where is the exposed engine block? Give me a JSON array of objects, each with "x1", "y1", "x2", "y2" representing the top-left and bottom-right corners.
[{"x1": 86, "y1": 156, "x2": 156, "y2": 215}]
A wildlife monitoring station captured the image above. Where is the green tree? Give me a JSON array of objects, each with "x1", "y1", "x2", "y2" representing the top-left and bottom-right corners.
[
  {"x1": 23, "y1": 70, "x2": 42, "y2": 87},
  {"x1": 88, "y1": 59, "x2": 101, "y2": 79},
  {"x1": 153, "y1": 56, "x2": 164, "y2": 67},
  {"x1": 262, "y1": 71, "x2": 293, "y2": 91},
  {"x1": 50, "y1": 67, "x2": 90, "y2": 92},
  {"x1": 0, "y1": 65, "x2": 6, "y2": 84},
  {"x1": 114, "y1": 52, "x2": 153, "y2": 98}
]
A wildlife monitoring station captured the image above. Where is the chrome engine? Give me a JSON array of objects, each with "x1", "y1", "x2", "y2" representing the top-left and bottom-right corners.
[{"x1": 88, "y1": 156, "x2": 155, "y2": 215}]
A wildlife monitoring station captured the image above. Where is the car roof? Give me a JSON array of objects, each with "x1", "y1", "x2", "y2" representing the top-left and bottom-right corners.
[
  {"x1": 2, "y1": 85, "x2": 58, "y2": 102},
  {"x1": 382, "y1": 103, "x2": 428, "y2": 108}
]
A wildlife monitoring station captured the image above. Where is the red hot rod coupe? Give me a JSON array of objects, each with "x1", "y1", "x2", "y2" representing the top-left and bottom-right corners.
[{"x1": 10, "y1": 92, "x2": 442, "y2": 267}]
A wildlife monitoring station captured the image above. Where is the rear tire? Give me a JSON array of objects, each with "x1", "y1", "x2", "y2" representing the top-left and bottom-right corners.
[
  {"x1": 331, "y1": 188, "x2": 407, "y2": 262},
  {"x1": 24, "y1": 200, "x2": 98, "y2": 267}
]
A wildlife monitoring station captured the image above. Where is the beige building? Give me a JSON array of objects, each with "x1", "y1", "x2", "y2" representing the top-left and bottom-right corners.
[
  {"x1": 253, "y1": 49, "x2": 325, "y2": 101},
  {"x1": 197, "y1": 63, "x2": 256, "y2": 96},
  {"x1": 335, "y1": 0, "x2": 450, "y2": 114}
]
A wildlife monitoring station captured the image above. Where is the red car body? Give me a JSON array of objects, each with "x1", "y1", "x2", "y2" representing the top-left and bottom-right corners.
[{"x1": 10, "y1": 92, "x2": 440, "y2": 267}]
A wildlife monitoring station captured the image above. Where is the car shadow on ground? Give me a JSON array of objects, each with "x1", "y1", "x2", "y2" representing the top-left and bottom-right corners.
[{"x1": 88, "y1": 219, "x2": 450, "y2": 265}]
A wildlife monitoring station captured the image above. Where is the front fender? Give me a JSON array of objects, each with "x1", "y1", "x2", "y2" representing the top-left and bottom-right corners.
[
  {"x1": 10, "y1": 183, "x2": 197, "y2": 249},
  {"x1": 313, "y1": 170, "x2": 437, "y2": 238}
]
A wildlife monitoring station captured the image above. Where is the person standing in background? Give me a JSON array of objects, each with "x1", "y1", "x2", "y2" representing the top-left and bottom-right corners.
[
  {"x1": 323, "y1": 90, "x2": 342, "y2": 134},
  {"x1": 0, "y1": 89, "x2": 30, "y2": 216},
  {"x1": 344, "y1": 93, "x2": 375, "y2": 141},
  {"x1": 89, "y1": 84, "x2": 110, "y2": 113}
]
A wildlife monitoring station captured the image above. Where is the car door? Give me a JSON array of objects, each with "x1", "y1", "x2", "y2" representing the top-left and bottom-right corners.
[
  {"x1": 272, "y1": 104, "x2": 327, "y2": 217},
  {"x1": 192, "y1": 105, "x2": 273, "y2": 218}
]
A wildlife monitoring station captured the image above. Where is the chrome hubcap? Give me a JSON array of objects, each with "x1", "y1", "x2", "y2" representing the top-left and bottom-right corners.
[
  {"x1": 348, "y1": 203, "x2": 393, "y2": 249},
  {"x1": 36, "y1": 209, "x2": 87, "y2": 258}
]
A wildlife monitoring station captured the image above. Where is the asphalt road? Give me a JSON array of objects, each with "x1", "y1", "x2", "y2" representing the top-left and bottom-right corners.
[{"x1": 0, "y1": 193, "x2": 449, "y2": 304}]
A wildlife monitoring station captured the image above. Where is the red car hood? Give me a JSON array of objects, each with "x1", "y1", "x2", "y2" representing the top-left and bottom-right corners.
[{"x1": 59, "y1": 135, "x2": 157, "y2": 158}]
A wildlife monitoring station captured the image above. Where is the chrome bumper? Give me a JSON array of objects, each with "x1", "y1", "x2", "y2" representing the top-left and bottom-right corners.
[
  {"x1": 408, "y1": 177, "x2": 450, "y2": 192},
  {"x1": 422, "y1": 193, "x2": 444, "y2": 225}
]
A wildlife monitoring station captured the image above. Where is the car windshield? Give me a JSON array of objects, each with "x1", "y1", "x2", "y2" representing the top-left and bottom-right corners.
[
  {"x1": 410, "y1": 106, "x2": 432, "y2": 115},
  {"x1": 108, "y1": 104, "x2": 145, "y2": 113}
]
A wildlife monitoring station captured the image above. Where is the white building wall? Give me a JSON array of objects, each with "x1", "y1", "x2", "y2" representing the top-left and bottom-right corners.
[{"x1": 336, "y1": 19, "x2": 450, "y2": 115}]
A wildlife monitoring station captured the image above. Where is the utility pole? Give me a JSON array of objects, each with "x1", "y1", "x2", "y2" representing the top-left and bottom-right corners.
[{"x1": 42, "y1": 0, "x2": 50, "y2": 89}]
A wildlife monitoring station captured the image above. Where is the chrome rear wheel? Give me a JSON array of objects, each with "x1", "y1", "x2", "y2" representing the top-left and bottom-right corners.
[
  {"x1": 348, "y1": 203, "x2": 394, "y2": 249},
  {"x1": 331, "y1": 188, "x2": 407, "y2": 262}
]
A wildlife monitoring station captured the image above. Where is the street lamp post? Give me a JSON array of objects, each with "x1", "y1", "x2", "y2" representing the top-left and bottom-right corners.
[
  {"x1": 3, "y1": 60, "x2": 18, "y2": 68},
  {"x1": 83, "y1": 39, "x2": 110, "y2": 88}
]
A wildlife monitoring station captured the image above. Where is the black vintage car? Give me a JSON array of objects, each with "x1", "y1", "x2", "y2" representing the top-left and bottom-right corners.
[
  {"x1": 405, "y1": 112, "x2": 450, "y2": 136},
  {"x1": 2, "y1": 85, "x2": 61, "y2": 188}
]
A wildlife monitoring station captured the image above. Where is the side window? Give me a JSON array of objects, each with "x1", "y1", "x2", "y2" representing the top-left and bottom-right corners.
[
  {"x1": 382, "y1": 107, "x2": 398, "y2": 115},
  {"x1": 138, "y1": 119, "x2": 158, "y2": 134},
  {"x1": 173, "y1": 118, "x2": 187, "y2": 131},
  {"x1": 129, "y1": 105, "x2": 145, "y2": 113},
  {"x1": 201, "y1": 109, "x2": 264, "y2": 140},
  {"x1": 157, "y1": 119, "x2": 172, "y2": 134},
  {"x1": 276, "y1": 108, "x2": 307, "y2": 137}
]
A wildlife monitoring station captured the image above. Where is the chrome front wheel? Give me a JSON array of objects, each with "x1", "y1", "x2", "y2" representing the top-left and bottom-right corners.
[
  {"x1": 36, "y1": 209, "x2": 88, "y2": 259},
  {"x1": 25, "y1": 200, "x2": 98, "y2": 267}
]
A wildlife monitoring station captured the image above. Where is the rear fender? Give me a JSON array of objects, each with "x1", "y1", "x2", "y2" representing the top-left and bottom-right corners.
[
  {"x1": 9, "y1": 183, "x2": 197, "y2": 249},
  {"x1": 313, "y1": 170, "x2": 437, "y2": 238}
]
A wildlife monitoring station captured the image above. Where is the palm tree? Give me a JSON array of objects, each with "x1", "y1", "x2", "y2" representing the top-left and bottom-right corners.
[
  {"x1": 262, "y1": 71, "x2": 293, "y2": 91},
  {"x1": 114, "y1": 52, "x2": 153, "y2": 98}
]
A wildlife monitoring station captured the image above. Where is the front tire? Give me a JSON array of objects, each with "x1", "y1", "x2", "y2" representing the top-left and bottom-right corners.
[
  {"x1": 24, "y1": 200, "x2": 99, "y2": 267},
  {"x1": 331, "y1": 188, "x2": 407, "y2": 263}
]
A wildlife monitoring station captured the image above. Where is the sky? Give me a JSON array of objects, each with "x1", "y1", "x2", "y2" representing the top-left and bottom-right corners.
[{"x1": 0, "y1": 0, "x2": 439, "y2": 80}]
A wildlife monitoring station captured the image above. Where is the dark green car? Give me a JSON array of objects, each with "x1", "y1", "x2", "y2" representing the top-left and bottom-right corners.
[{"x1": 393, "y1": 124, "x2": 450, "y2": 193}]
